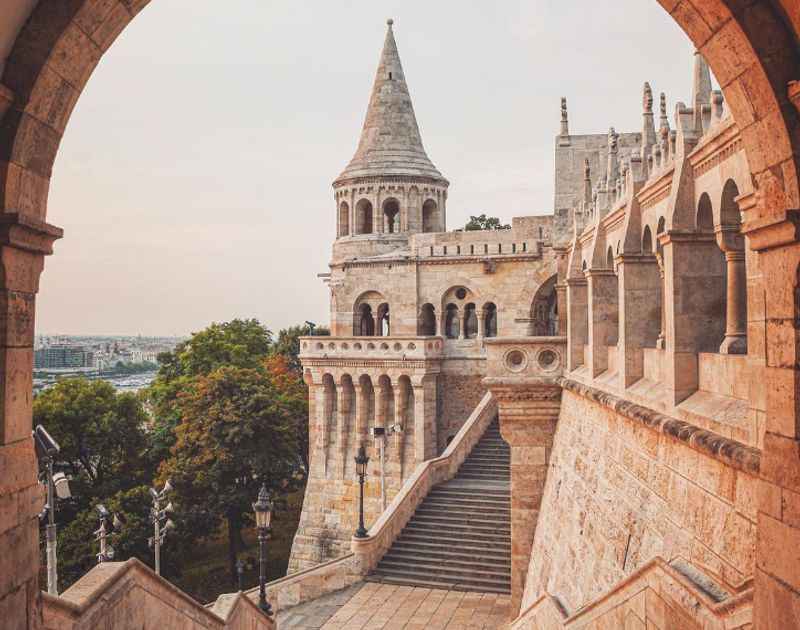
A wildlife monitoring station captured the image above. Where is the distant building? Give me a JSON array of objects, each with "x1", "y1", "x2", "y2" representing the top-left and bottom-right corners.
[{"x1": 34, "y1": 346, "x2": 94, "y2": 369}]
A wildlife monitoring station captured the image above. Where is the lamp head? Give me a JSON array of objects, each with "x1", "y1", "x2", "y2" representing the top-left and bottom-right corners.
[
  {"x1": 33, "y1": 425, "x2": 60, "y2": 460},
  {"x1": 96, "y1": 504, "x2": 110, "y2": 520},
  {"x1": 355, "y1": 445, "x2": 370, "y2": 476},
  {"x1": 52, "y1": 471, "x2": 71, "y2": 499},
  {"x1": 252, "y1": 483, "x2": 272, "y2": 529}
]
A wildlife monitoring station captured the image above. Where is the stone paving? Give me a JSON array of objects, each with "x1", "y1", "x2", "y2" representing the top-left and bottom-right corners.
[{"x1": 277, "y1": 582, "x2": 510, "y2": 629}]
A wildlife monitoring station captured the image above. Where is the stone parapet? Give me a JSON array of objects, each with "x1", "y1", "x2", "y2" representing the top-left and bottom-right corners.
[
  {"x1": 41, "y1": 558, "x2": 274, "y2": 630},
  {"x1": 299, "y1": 335, "x2": 443, "y2": 366},
  {"x1": 483, "y1": 336, "x2": 567, "y2": 380},
  {"x1": 509, "y1": 557, "x2": 752, "y2": 630},
  {"x1": 350, "y1": 392, "x2": 497, "y2": 572}
]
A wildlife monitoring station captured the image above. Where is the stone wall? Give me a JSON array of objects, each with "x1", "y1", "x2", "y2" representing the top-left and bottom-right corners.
[
  {"x1": 521, "y1": 384, "x2": 758, "y2": 616},
  {"x1": 437, "y1": 370, "x2": 485, "y2": 449}
]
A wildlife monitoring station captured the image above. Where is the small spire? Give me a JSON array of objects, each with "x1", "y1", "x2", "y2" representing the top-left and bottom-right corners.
[
  {"x1": 387, "y1": 18, "x2": 394, "y2": 29},
  {"x1": 659, "y1": 93, "x2": 669, "y2": 131},
  {"x1": 560, "y1": 97, "x2": 569, "y2": 136},
  {"x1": 691, "y1": 51, "x2": 712, "y2": 109},
  {"x1": 641, "y1": 82, "x2": 656, "y2": 161},
  {"x1": 643, "y1": 82, "x2": 653, "y2": 114},
  {"x1": 606, "y1": 127, "x2": 618, "y2": 188},
  {"x1": 583, "y1": 158, "x2": 592, "y2": 205}
]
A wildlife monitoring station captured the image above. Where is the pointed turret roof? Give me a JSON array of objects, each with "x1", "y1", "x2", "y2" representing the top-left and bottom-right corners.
[{"x1": 334, "y1": 20, "x2": 447, "y2": 185}]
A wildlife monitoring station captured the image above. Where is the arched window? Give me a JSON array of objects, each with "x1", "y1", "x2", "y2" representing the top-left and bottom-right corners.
[
  {"x1": 696, "y1": 193, "x2": 713, "y2": 232},
  {"x1": 642, "y1": 225, "x2": 653, "y2": 253},
  {"x1": 606, "y1": 246, "x2": 614, "y2": 270},
  {"x1": 338, "y1": 201, "x2": 350, "y2": 237},
  {"x1": 464, "y1": 303, "x2": 478, "y2": 339},
  {"x1": 355, "y1": 199, "x2": 373, "y2": 234},
  {"x1": 484, "y1": 303, "x2": 498, "y2": 338},
  {"x1": 718, "y1": 179, "x2": 747, "y2": 354},
  {"x1": 383, "y1": 198, "x2": 400, "y2": 234},
  {"x1": 445, "y1": 304, "x2": 459, "y2": 339},
  {"x1": 419, "y1": 303, "x2": 436, "y2": 336},
  {"x1": 357, "y1": 304, "x2": 374, "y2": 336},
  {"x1": 531, "y1": 275, "x2": 558, "y2": 336},
  {"x1": 377, "y1": 303, "x2": 390, "y2": 336},
  {"x1": 422, "y1": 199, "x2": 439, "y2": 233}
]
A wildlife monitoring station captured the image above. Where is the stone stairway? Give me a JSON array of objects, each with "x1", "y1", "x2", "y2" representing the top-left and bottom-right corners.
[{"x1": 368, "y1": 417, "x2": 511, "y2": 594}]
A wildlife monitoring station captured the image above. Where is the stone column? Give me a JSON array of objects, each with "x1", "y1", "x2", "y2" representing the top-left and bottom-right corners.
[
  {"x1": 585, "y1": 268, "x2": 618, "y2": 377},
  {"x1": 566, "y1": 276, "x2": 588, "y2": 370},
  {"x1": 456, "y1": 311, "x2": 464, "y2": 340},
  {"x1": 477, "y1": 309, "x2": 485, "y2": 339},
  {"x1": 655, "y1": 251, "x2": 666, "y2": 349},
  {"x1": 617, "y1": 254, "x2": 661, "y2": 387},
  {"x1": 0, "y1": 216, "x2": 61, "y2": 626},
  {"x1": 393, "y1": 382, "x2": 407, "y2": 473},
  {"x1": 336, "y1": 382, "x2": 352, "y2": 478},
  {"x1": 353, "y1": 382, "x2": 368, "y2": 450},
  {"x1": 660, "y1": 230, "x2": 725, "y2": 404},
  {"x1": 555, "y1": 282, "x2": 568, "y2": 335},
  {"x1": 717, "y1": 225, "x2": 747, "y2": 354},
  {"x1": 486, "y1": 378, "x2": 562, "y2": 617},
  {"x1": 412, "y1": 375, "x2": 437, "y2": 463}
]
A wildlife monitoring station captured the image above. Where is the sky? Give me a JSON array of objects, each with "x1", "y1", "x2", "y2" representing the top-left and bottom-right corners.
[{"x1": 38, "y1": 0, "x2": 704, "y2": 337}]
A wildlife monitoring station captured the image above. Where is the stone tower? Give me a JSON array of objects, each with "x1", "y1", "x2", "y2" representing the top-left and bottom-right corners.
[{"x1": 332, "y1": 19, "x2": 449, "y2": 262}]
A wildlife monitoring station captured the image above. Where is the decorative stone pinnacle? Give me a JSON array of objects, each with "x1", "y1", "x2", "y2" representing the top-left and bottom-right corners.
[
  {"x1": 560, "y1": 97, "x2": 569, "y2": 136},
  {"x1": 643, "y1": 82, "x2": 653, "y2": 113},
  {"x1": 660, "y1": 93, "x2": 667, "y2": 118},
  {"x1": 387, "y1": 18, "x2": 394, "y2": 27},
  {"x1": 608, "y1": 127, "x2": 618, "y2": 152},
  {"x1": 583, "y1": 158, "x2": 590, "y2": 180}
]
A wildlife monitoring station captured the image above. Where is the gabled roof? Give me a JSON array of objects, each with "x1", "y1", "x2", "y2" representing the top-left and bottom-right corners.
[{"x1": 334, "y1": 20, "x2": 447, "y2": 185}]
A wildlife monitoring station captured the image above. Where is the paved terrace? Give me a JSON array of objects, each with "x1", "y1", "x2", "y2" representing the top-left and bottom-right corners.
[{"x1": 278, "y1": 582, "x2": 511, "y2": 629}]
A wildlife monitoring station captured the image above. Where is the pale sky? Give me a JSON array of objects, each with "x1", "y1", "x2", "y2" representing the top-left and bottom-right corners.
[{"x1": 38, "y1": 0, "x2": 702, "y2": 337}]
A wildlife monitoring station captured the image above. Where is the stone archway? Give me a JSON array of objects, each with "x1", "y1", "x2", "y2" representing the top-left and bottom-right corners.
[{"x1": 0, "y1": 1, "x2": 799, "y2": 627}]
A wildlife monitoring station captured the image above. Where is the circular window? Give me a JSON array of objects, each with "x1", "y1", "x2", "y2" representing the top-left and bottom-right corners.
[
  {"x1": 328, "y1": 342, "x2": 336, "y2": 350},
  {"x1": 367, "y1": 343, "x2": 375, "y2": 350},
  {"x1": 301, "y1": 342, "x2": 307, "y2": 350},
  {"x1": 380, "y1": 343, "x2": 389, "y2": 350},
  {"x1": 354, "y1": 343, "x2": 362, "y2": 350},
  {"x1": 393, "y1": 342, "x2": 402, "y2": 351},
  {"x1": 505, "y1": 349, "x2": 527, "y2": 372},
  {"x1": 538, "y1": 349, "x2": 558, "y2": 370},
  {"x1": 408, "y1": 343, "x2": 416, "y2": 350},
  {"x1": 341, "y1": 343, "x2": 349, "y2": 350},
  {"x1": 316, "y1": 342, "x2": 324, "y2": 350},
  {"x1": 455, "y1": 287, "x2": 467, "y2": 300}
]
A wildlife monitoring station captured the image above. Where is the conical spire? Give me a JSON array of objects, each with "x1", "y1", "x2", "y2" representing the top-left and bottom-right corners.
[
  {"x1": 691, "y1": 51, "x2": 712, "y2": 109},
  {"x1": 335, "y1": 19, "x2": 447, "y2": 184}
]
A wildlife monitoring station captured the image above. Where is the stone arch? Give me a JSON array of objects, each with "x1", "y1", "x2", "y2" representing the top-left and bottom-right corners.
[
  {"x1": 606, "y1": 245, "x2": 614, "y2": 269},
  {"x1": 717, "y1": 178, "x2": 747, "y2": 354},
  {"x1": 418, "y1": 303, "x2": 436, "y2": 336},
  {"x1": 353, "y1": 290, "x2": 385, "y2": 336},
  {"x1": 338, "y1": 201, "x2": 350, "y2": 237},
  {"x1": 355, "y1": 198, "x2": 373, "y2": 234},
  {"x1": 530, "y1": 274, "x2": 558, "y2": 336},
  {"x1": 422, "y1": 198, "x2": 439, "y2": 233},
  {"x1": 1, "y1": 2, "x2": 800, "y2": 626},
  {"x1": 720, "y1": 179, "x2": 742, "y2": 228},
  {"x1": 642, "y1": 225, "x2": 653, "y2": 253},
  {"x1": 382, "y1": 198, "x2": 400, "y2": 233},
  {"x1": 697, "y1": 192, "x2": 714, "y2": 232},
  {"x1": 463, "y1": 303, "x2": 478, "y2": 339},
  {"x1": 483, "y1": 302, "x2": 498, "y2": 338}
]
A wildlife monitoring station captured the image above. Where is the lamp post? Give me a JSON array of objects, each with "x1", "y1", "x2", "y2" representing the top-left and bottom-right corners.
[
  {"x1": 148, "y1": 480, "x2": 174, "y2": 575},
  {"x1": 252, "y1": 484, "x2": 273, "y2": 617},
  {"x1": 33, "y1": 424, "x2": 71, "y2": 595},
  {"x1": 354, "y1": 445, "x2": 370, "y2": 538},
  {"x1": 95, "y1": 504, "x2": 125, "y2": 563}
]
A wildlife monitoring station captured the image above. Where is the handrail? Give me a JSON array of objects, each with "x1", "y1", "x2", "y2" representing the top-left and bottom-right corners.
[{"x1": 350, "y1": 391, "x2": 497, "y2": 573}]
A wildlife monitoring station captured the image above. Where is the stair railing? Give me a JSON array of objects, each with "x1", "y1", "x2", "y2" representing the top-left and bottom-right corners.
[{"x1": 350, "y1": 391, "x2": 498, "y2": 576}]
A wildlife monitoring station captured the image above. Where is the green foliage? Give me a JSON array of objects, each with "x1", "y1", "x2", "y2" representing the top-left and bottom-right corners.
[
  {"x1": 158, "y1": 364, "x2": 304, "y2": 583},
  {"x1": 271, "y1": 323, "x2": 330, "y2": 373},
  {"x1": 33, "y1": 379, "x2": 156, "y2": 587},
  {"x1": 464, "y1": 213, "x2": 511, "y2": 231},
  {"x1": 145, "y1": 319, "x2": 273, "y2": 463}
]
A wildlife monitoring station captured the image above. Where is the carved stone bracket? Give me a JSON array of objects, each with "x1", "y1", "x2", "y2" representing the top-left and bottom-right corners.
[{"x1": 0, "y1": 212, "x2": 63, "y2": 255}]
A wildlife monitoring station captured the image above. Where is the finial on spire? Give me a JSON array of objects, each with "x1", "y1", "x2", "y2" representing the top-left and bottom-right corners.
[
  {"x1": 583, "y1": 158, "x2": 590, "y2": 180},
  {"x1": 608, "y1": 127, "x2": 618, "y2": 152},
  {"x1": 643, "y1": 82, "x2": 653, "y2": 114},
  {"x1": 560, "y1": 97, "x2": 569, "y2": 136},
  {"x1": 387, "y1": 18, "x2": 394, "y2": 27},
  {"x1": 659, "y1": 93, "x2": 669, "y2": 131}
]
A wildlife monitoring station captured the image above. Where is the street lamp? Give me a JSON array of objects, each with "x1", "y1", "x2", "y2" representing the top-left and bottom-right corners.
[
  {"x1": 252, "y1": 484, "x2": 273, "y2": 617},
  {"x1": 95, "y1": 504, "x2": 125, "y2": 563},
  {"x1": 148, "y1": 480, "x2": 173, "y2": 576},
  {"x1": 33, "y1": 424, "x2": 71, "y2": 595},
  {"x1": 354, "y1": 445, "x2": 370, "y2": 538},
  {"x1": 370, "y1": 424, "x2": 401, "y2": 511}
]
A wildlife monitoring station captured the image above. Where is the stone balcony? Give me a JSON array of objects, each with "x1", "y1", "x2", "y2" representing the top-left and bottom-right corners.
[
  {"x1": 483, "y1": 336, "x2": 567, "y2": 381},
  {"x1": 299, "y1": 335, "x2": 444, "y2": 365}
]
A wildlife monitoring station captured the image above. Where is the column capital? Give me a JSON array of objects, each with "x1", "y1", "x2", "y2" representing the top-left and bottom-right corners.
[
  {"x1": 0, "y1": 213, "x2": 63, "y2": 256},
  {"x1": 483, "y1": 376, "x2": 562, "y2": 404}
]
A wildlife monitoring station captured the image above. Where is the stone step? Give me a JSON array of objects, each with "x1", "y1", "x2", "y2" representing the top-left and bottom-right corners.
[
  {"x1": 382, "y1": 552, "x2": 511, "y2": 575},
  {"x1": 414, "y1": 509, "x2": 511, "y2": 526},
  {"x1": 459, "y1": 464, "x2": 510, "y2": 474},
  {"x1": 390, "y1": 541, "x2": 512, "y2": 563},
  {"x1": 373, "y1": 563, "x2": 511, "y2": 590},
  {"x1": 419, "y1": 500, "x2": 511, "y2": 515},
  {"x1": 428, "y1": 491, "x2": 509, "y2": 503},
  {"x1": 433, "y1": 484, "x2": 510, "y2": 496},
  {"x1": 365, "y1": 573, "x2": 511, "y2": 595},
  {"x1": 384, "y1": 549, "x2": 511, "y2": 570},
  {"x1": 407, "y1": 520, "x2": 510, "y2": 538},
  {"x1": 456, "y1": 472, "x2": 509, "y2": 482},
  {"x1": 397, "y1": 531, "x2": 511, "y2": 550},
  {"x1": 401, "y1": 525, "x2": 511, "y2": 545}
]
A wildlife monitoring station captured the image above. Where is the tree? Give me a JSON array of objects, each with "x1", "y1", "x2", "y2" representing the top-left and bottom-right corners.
[
  {"x1": 158, "y1": 365, "x2": 302, "y2": 584},
  {"x1": 271, "y1": 323, "x2": 330, "y2": 373},
  {"x1": 33, "y1": 379, "x2": 156, "y2": 587},
  {"x1": 264, "y1": 355, "x2": 311, "y2": 469},
  {"x1": 464, "y1": 213, "x2": 511, "y2": 231},
  {"x1": 145, "y1": 319, "x2": 273, "y2": 463}
]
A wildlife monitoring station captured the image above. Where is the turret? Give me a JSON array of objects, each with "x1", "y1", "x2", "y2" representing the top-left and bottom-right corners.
[{"x1": 332, "y1": 19, "x2": 448, "y2": 253}]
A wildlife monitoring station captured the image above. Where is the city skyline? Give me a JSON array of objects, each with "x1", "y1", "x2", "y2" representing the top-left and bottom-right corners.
[{"x1": 38, "y1": 1, "x2": 703, "y2": 336}]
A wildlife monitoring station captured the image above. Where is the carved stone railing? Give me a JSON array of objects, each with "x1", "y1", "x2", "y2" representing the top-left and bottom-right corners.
[
  {"x1": 509, "y1": 557, "x2": 752, "y2": 630},
  {"x1": 350, "y1": 391, "x2": 497, "y2": 572},
  {"x1": 299, "y1": 335, "x2": 443, "y2": 363},
  {"x1": 483, "y1": 336, "x2": 567, "y2": 380},
  {"x1": 41, "y1": 558, "x2": 274, "y2": 629}
]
